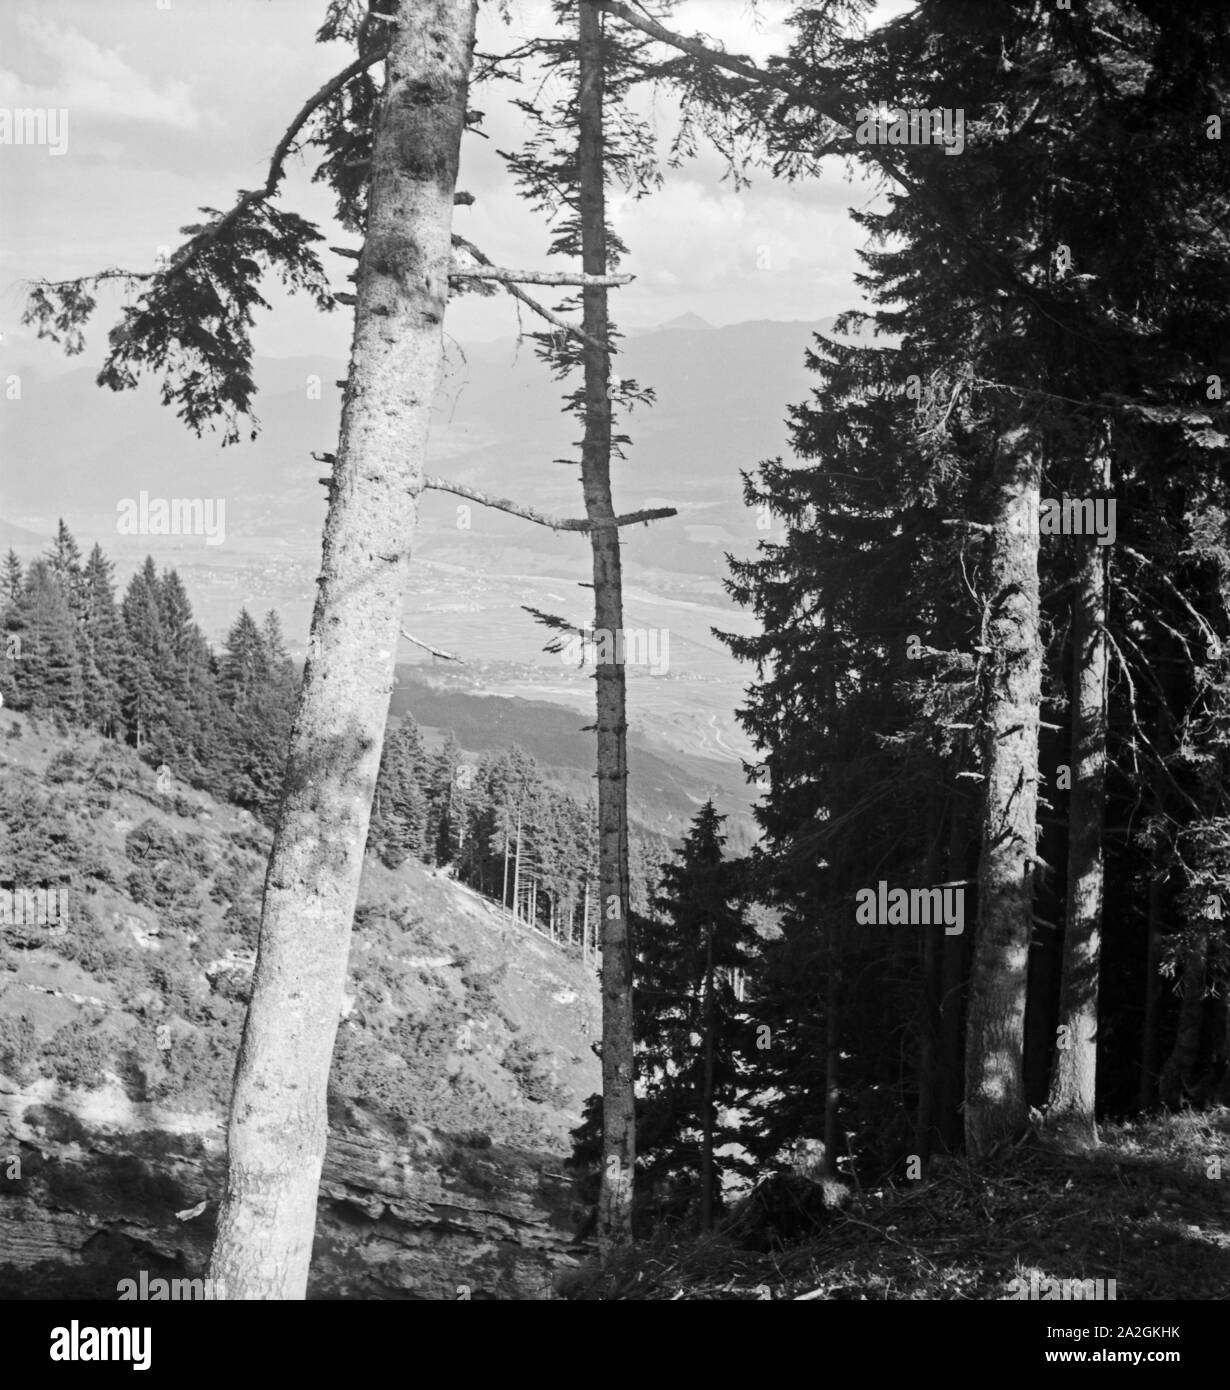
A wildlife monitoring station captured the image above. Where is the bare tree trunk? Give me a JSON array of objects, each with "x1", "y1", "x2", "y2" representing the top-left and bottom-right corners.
[
  {"x1": 1139, "y1": 706, "x2": 1170, "y2": 1109},
  {"x1": 965, "y1": 422, "x2": 1043, "y2": 1159},
  {"x1": 208, "y1": 0, "x2": 476, "y2": 1300},
  {"x1": 938, "y1": 771, "x2": 970, "y2": 1150},
  {"x1": 513, "y1": 803, "x2": 523, "y2": 922},
  {"x1": 579, "y1": 0, "x2": 635, "y2": 1247},
  {"x1": 1140, "y1": 869, "x2": 1164, "y2": 1108},
  {"x1": 1048, "y1": 440, "x2": 1110, "y2": 1141},
  {"x1": 1160, "y1": 938, "x2": 1208, "y2": 1108},
  {"x1": 914, "y1": 780, "x2": 947, "y2": 1168},
  {"x1": 700, "y1": 916, "x2": 717, "y2": 1231},
  {"x1": 823, "y1": 923, "x2": 841, "y2": 1180},
  {"x1": 1217, "y1": 992, "x2": 1230, "y2": 1106}
]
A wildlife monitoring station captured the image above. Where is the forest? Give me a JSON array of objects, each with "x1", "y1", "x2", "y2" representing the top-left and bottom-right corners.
[{"x1": 1, "y1": 0, "x2": 1228, "y2": 1330}]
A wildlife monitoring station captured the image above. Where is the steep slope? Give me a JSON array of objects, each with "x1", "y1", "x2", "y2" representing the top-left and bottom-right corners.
[
  {"x1": 388, "y1": 669, "x2": 759, "y2": 852},
  {"x1": 0, "y1": 714, "x2": 600, "y2": 1299}
]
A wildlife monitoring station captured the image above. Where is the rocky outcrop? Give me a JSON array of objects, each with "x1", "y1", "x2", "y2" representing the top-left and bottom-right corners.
[{"x1": 0, "y1": 1074, "x2": 587, "y2": 1300}]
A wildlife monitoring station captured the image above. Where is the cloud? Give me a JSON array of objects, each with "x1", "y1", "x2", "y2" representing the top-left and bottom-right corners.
[{"x1": 0, "y1": 13, "x2": 202, "y2": 130}]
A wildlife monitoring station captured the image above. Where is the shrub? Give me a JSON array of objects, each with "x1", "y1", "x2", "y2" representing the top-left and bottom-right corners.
[
  {"x1": 44, "y1": 1019, "x2": 108, "y2": 1089},
  {"x1": 0, "y1": 1014, "x2": 38, "y2": 1084},
  {"x1": 46, "y1": 749, "x2": 82, "y2": 784}
]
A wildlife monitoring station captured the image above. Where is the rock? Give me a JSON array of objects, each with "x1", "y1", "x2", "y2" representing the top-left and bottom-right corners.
[
  {"x1": 732, "y1": 1171, "x2": 851, "y2": 1252},
  {"x1": 0, "y1": 1079, "x2": 585, "y2": 1301}
]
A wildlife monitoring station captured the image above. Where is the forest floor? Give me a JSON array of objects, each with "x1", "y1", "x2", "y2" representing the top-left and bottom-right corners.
[{"x1": 563, "y1": 1111, "x2": 1230, "y2": 1300}]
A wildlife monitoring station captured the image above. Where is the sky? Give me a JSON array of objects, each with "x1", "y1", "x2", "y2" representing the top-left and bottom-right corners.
[{"x1": 0, "y1": 0, "x2": 913, "y2": 375}]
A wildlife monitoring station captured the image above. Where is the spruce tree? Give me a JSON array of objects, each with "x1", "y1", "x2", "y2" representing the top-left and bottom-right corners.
[
  {"x1": 80, "y1": 544, "x2": 124, "y2": 738},
  {"x1": 370, "y1": 718, "x2": 430, "y2": 867},
  {"x1": 10, "y1": 560, "x2": 83, "y2": 719},
  {"x1": 1, "y1": 551, "x2": 21, "y2": 606},
  {"x1": 45, "y1": 519, "x2": 85, "y2": 623},
  {"x1": 641, "y1": 802, "x2": 753, "y2": 1229}
]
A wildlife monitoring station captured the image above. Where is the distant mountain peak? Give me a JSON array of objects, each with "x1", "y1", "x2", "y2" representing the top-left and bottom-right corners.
[{"x1": 654, "y1": 312, "x2": 714, "y2": 333}]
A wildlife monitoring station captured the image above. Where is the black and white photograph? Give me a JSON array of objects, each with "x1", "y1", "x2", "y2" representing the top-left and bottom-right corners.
[{"x1": 0, "y1": 0, "x2": 1226, "y2": 1354}]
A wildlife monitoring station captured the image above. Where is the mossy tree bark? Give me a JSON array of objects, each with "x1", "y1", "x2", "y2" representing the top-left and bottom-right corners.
[
  {"x1": 1047, "y1": 438, "x2": 1110, "y2": 1140},
  {"x1": 965, "y1": 421, "x2": 1043, "y2": 1159},
  {"x1": 208, "y1": 0, "x2": 477, "y2": 1299}
]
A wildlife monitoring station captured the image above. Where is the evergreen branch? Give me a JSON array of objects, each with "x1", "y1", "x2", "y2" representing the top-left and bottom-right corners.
[
  {"x1": 31, "y1": 46, "x2": 389, "y2": 300},
  {"x1": 185, "y1": 44, "x2": 389, "y2": 274},
  {"x1": 521, "y1": 606, "x2": 588, "y2": 655},
  {"x1": 595, "y1": 0, "x2": 1080, "y2": 337},
  {"x1": 594, "y1": 1, "x2": 780, "y2": 94}
]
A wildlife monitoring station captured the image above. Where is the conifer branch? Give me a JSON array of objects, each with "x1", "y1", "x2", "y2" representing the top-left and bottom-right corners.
[
  {"x1": 595, "y1": 0, "x2": 1070, "y2": 330},
  {"x1": 30, "y1": 47, "x2": 389, "y2": 298}
]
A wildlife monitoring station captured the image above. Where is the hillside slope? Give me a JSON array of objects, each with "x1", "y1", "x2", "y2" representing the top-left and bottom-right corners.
[{"x1": 0, "y1": 714, "x2": 600, "y2": 1299}]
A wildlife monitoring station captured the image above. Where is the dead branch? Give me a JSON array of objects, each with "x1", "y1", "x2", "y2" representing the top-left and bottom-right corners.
[
  {"x1": 1120, "y1": 545, "x2": 1219, "y2": 657},
  {"x1": 451, "y1": 264, "x2": 633, "y2": 287},
  {"x1": 421, "y1": 476, "x2": 676, "y2": 532},
  {"x1": 400, "y1": 629, "x2": 464, "y2": 663},
  {"x1": 451, "y1": 234, "x2": 609, "y2": 354}
]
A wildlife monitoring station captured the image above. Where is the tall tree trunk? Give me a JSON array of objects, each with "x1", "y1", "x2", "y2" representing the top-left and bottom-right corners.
[
  {"x1": 1139, "y1": 703, "x2": 1172, "y2": 1109},
  {"x1": 1217, "y1": 992, "x2": 1230, "y2": 1106},
  {"x1": 208, "y1": 0, "x2": 476, "y2": 1300},
  {"x1": 965, "y1": 422, "x2": 1043, "y2": 1159},
  {"x1": 914, "y1": 779, "x2": 947, "y2": 1167},
  {"x1": 823, "y1": 923, "x2": 841, "y2": 1179},
  {"x1": 700, "y1": 917, "x2": 717, "y2": 1231},
  {"x1": 579, "y1": 0, "x2": 635, "y2": 1247},
  {"x1": 513, "y1": 803, "x2": 523, "y2": 922},
  {"x1": 1047, "y1": 440, "x2": 1110, "y2": 1140},
  {"x1": 937, "y1": 788, "x2": 969, "y2": 1151},
  {"x1": 1160, "y1": 937, "x2": 1209, "y2": 1107}
]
